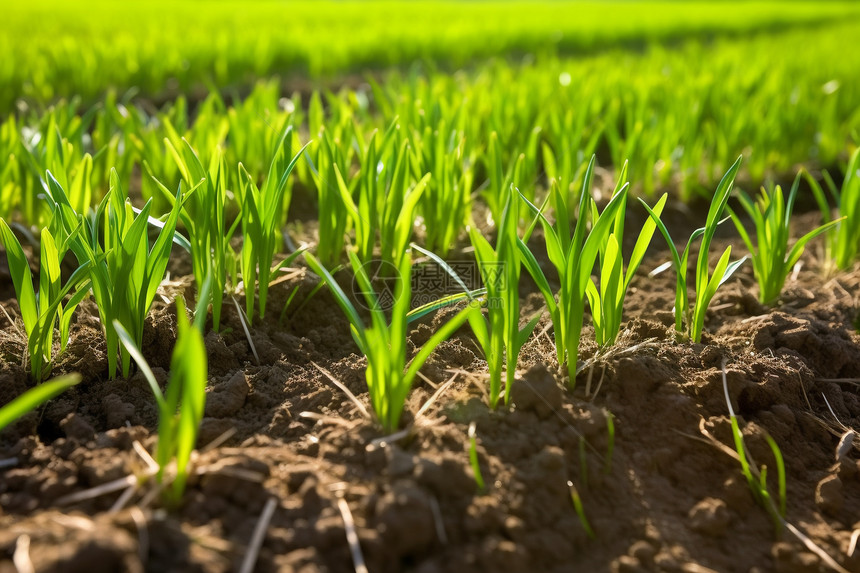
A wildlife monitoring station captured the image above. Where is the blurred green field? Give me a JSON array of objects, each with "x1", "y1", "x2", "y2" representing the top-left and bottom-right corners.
[
  {"x1": 3, "y1": 1, "x2": 859, "y2": 111},
  {"x1": 4, "y1": 14, "x2": 859, "y2": 229}
]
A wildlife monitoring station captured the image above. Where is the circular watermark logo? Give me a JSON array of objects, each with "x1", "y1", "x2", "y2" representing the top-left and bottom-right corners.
[
  {"x1": 348, "y1": 259, "x2": 500, "y2": 313},
  {"x1": 351, "y1": 259, "x2": 401, "y2": 311}
]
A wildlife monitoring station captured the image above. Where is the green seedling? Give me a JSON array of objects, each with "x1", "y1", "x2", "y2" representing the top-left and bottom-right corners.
[
  {"x1": 567, "y1": 480, "x2": 596, "y2": 539},
  {"x1": 639, "y1": 156, "x2": 746, "y2": 343},
  {"x1": 468, "y1": 422, "x2": 486, "y2": 492},
  {"x1": 721, "y1": 363, "x2": 786, "y2": 532},
  {"x1": 519, "y1": 157, "x2": 629, "y2": 377},
  {"x1": 19, "y1": 114, "x2": 96, "y2": 224},
  {"x1": 804, "y1": 147, "x2": 860, "y2": 270},
  {"x1": 415, "y1": 121, "x2": 473, "y2": 258},
  {"x1": 379, "y1": 143, "x2": 430, "y2": 270},
  {"x1": 485, "y1": 131, "x2": 525, "y2": 226},
  {"x1": 148, "y1": 138, "x2": 236, "y2": 331},
  {"x1": 333, "y1": 130, "x2": 387, "y2": 266},
  {"x1": 585, "y1": 163, "x2": 667, "y2": 347},
  {"x1": 730, "y1": 173, "x2": 843, "y2": 305},
  {"x1": 304, "y1": 249, "x2": 476, "y2": 433},
  {"x1": 604, "y1": 411, "x2": 615, "y2": 474},
  {"x1": 115, "y1": 277, "x2": 210, "y2": 507},
  {"x1": 0, "y1": 217, "x2": 92, "y2": 380},
  {"x1": 0, "y1": 374, "x2": 81, "y2": 433},
  {"x1": 578, "y1": 437, "x2": 589, "y2": 489},
  {"x1": 335, "y1": 133, "x2": 431, "y2": 269},
  {"x1": 468, "y1": 188, "x2": 541, "y2": 409},
  {"x1": 310, "y1": 133, "x2": 352, "y2": 268},
  {"x1": 237, "y1": 126, "x2": 310, "y2": 323},
  {"x1": 43, "y1": 169, "x2": 190, "y2": 379},
  {"x1": 541, "y1": 108, "x2": 603, "y2": 204}
]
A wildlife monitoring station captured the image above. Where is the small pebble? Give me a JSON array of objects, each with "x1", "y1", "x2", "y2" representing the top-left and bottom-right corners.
[{"x1": 688, "y1": 498, "x2": 730, "y2": 536}]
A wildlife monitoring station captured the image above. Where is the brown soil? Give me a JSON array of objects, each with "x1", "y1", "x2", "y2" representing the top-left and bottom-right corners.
[{"x1": 1, "y1": 203, "x2": 860, "y2": 573}]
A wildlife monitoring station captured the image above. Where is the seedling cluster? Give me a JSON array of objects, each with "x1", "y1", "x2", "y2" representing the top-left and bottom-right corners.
[{"x1": 3, "y1": 88, "x2": 859, "y2": 499}]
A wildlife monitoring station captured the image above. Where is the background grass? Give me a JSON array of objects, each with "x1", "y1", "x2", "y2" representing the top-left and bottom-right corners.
[{"x1": 4, "y1": 1, "x2": 859, "y2": 111}]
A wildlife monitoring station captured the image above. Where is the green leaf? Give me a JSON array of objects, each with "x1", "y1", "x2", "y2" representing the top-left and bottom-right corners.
[
  {"x1": 576, "y1": 186, "x2": 627, "y2": 296},
  {"x1": 114, "y1": 320, "x2": 165, "y2": 406},
  {"x1": 517, "y1": 311, "x2": 543, "y2": 351},
  {"x1": 0, "y1": 219, "x2": 38, "y2": 336},
  {"x1": 392, "y1": 173, "x2": 430, "y2": 260},
  {"x1": 691, "y1": 246, "x2": 733, "y2": 342},
  {"x1": 696, "y1": 156, "x2": 742, "y2": 302},
  {"x1": 168, "y1": 296, "x2": 208, "y2": 503},
  {"x1": 785, "y1": 217, "x2": 844, "y2": 270},
  {"x1": 624, "y1": 193, "x2": 667, "y2": 290},
  {"x1": 144, "y1": 186, "x2": 184, "y2": 310},
  {"x1": 407, "y1": 290, "x2": 485, "y2": 324},
  {"x1": 468, "y1": 226, "x2": 497, "y2": 273},
  {"x1": 303, "y1": 252, "x2": 367, "y2": 353},
  {"x1": 0, "y1": 374, "x2": 81, "y2": 433},
  {"x1": 466, "y1": 305, "x2": 491, "y2": 357},
  {"x1": 517, "y1": 238, "x2": 557, "y2": 317}
]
